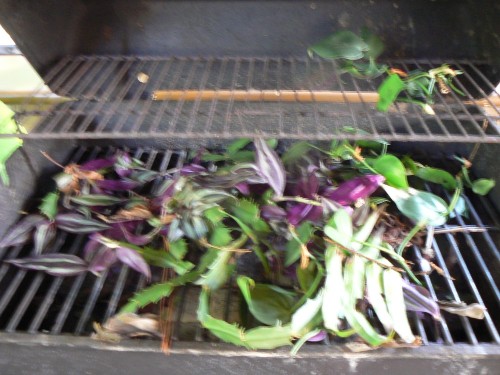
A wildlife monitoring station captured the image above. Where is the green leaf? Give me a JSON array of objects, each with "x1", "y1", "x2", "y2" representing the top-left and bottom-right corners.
[
  {"x1": 231, "y1": 199, "x2": 260, "y2": 226},
  {"x1": 281, "y1": 141, "x2": 312, "y2": 164},
  {"x1": 322, "y1": 246, "x2": 345, "y2": 331},
  {"x1": 203, "y1": 206, "x2": 228, "y2": 224},
  {"x1": 195, "y1": 250, "x2": 234, "y2": 290},
  {"x1": 296, "y1": 261, "x2": 316, "y2": 293},
  {"x1": 70, "y1": 194, "x2": 123, "y2": 206},
  {"x1": 343, "y1": 259, "x2": 388, "y2": 346},
  {"x1": 376, "y1": 74, "x2": 406, "y2": 112},
  {"x1": 382, "y1": 265, "x2": 416, "y2": 343},
  {"x1": 472, "y1": 179, "x2": 495, "y2": 195},
  {"x1": 372, "y1": 154, "x2": 409, "y2": 189},
  {"x1": 361, "y1": 29, "x2": 385, "y2": 59},
  {"x1": 324, "y1": 209, "x2": 353, "y2": 249},
  {"x1": 209, "y1": 226, "x2": 233, "y2": 247},
  {"x1": 168, "y1": 239, "x2": 188, "y2": 260},
  {"x1": 39, "y1": 192, "x2": 59, "y2": 220},
  {"x1": 244, "y1": 324, "x2": 293, "y2": 349},
  {"x1": 285, "y1": 222, "x2": 314, "y2": 266},
  {"x1": 308, "y1": 31, "x2": 368, "y2": 60},
  {"x1": 227, "y1": 138, "x2": 252, "y2": 155},
  {"x1": 237, "y1": 276, "x2": 296, "y2": 325},
  {"x1": 198, "y1": 289, "x2": 292, "y2": 349},
  {"x1": 291, "y1": 289, "x2": 324, "y2": 335},
  {"x1": 137, "y1": 246, "x2": 194, "y2": 275},
  {"x1": 383, "y1": 185, "x2": 448, "y2": 226},
  {"x1": 120, "y1": 271, "x2": 201, "y2": 313},
  {"x1": 0, "y1": 101, "x2": 23, "y2": 186},
  {"x1": 416, "y1": 167, "x2": 457, "y2": 190},
  {"x1": 365, "y1": 262, "x2": 393, "y2": 333}
]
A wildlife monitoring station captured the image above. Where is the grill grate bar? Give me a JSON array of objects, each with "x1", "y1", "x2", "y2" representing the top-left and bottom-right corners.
[
  {"x1": 457, "y1": 62, "x2": 500, "y2": 117},
  {"x1": 411, "y1": 246, "x2": 454, "y2": 344},
  {"x1": 430, "y1": 237, "x2": 478, "y2": 344},
  {"x1": 440, "y1": 231, "x2": 500, "y2": 343},
  {"x1": 9, "y1": 56, "x2": 500, "y2": 143}
]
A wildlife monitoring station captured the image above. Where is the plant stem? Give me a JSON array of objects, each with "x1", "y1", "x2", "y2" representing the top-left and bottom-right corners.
[
  {"x1": 396, "y1": 221, "x2": 425, "y2": 256},
  {"x1": 275, "y1": 196, "x2": 322, "y2": 206}
]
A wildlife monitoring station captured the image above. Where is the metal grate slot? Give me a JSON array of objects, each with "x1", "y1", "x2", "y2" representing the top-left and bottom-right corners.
[
  {"x1": 0, "y1": 148, "x2": 498, "y2": 347},
  {"x1": 5, "y1": 56, "x2": 499, "y2": 143}
]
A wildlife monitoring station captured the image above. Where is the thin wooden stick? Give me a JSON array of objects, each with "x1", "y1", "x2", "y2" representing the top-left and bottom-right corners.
[{"x1": 152, "y1": 89, "x2": 380, "y2": 103}]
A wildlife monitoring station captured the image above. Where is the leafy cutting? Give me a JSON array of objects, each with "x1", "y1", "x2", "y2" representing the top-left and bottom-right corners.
[
  {"x1": 308, "y1": 31, "x2": 464, "y2": 113},
  {"x1": 1, "y1": 138, "x2": 492, "y2": 353}
]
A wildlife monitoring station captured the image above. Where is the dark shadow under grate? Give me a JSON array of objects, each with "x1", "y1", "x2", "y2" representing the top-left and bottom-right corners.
[{"x1": 0, "y1": 147, "x2": 498, "y2": 347}]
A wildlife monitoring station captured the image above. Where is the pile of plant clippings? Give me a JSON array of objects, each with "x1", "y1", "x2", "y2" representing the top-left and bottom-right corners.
[{"x1": 1, "y1": 138, "x2": 492, "y2": 353}]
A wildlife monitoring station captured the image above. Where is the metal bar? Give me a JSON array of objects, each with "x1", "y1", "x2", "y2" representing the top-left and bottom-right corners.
[
  {"x1": 444, "y1": 194, "x2": 500, "y2": 305},
  {"x1": 148, "y1": 58, "x2": 188, "y2": 134},
  {"x1": 440, "y1": 231, "x2": 500, "y2": 343},
  {"x1": 74, "y1": 59, "x2": 135, "y2": 133},
  {"x1": 397, "y1": 60, "x2": 454, "y2": 138},
  {"x1": 430, "y1": 237, "x2": 478, "y2": 344},
  {"x1": 204, "y1": 58, "x2": 228, "y2": 135},
  {"x1": 27, "y1": 236, "x2": 87, "y2": 333},
  {"x1": 185, "y1": 58, "x2": 214, "y2": 134},
  {"x1": 422, "y1": 59, "x2": 489, "y2": 137},
  {"x1": 456, "y1": 61, "x2": 500, "y2": 117},
  {"x1": 222, "y1": 59, "x2": 242, "y2": 135},
  {"x1": 5, "y1": 233, "x2": 71, "y2": 332},
  {"x1": 411, "y1": 246, "x2": 454, "y2": 344},
  {"x1": 93, "y1": 60, "x2": 146, "y2": 133}
]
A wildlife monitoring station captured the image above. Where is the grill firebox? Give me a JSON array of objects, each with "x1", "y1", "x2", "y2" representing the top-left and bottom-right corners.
[{"x1": 0, "y1": 0, "x2": 499, "y2": 373}]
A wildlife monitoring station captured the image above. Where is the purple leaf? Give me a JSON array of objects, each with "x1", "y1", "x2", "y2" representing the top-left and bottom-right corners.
[
  {"x1": 254, "y1": 138, "x2": 286, "y2": 196},
  {"x1": 33, "y1": 221, "x2": 57, "y2": 254},
  {"x1": 80, "y1": 157, "x2": 115, "y2": 171},
  {"x1": 287, "y1": 204, "x2": 323, "y2": 226},
  {"x1": 0, "y1": 214, "x2": 45, "y2": 248},
  {"x1": 322, "y1": 175, "x2": 385, "y2": 206},
  {"x1": 96, "y1": 179, "x2": 139, "y2": 191},
  {"x1": 295, "y1": 171, "x2": 319, "y2": 198},
  {"x1": 115, "y1": 223, "x2": 153, "y2": 246},
  {"x1": 55, "y1": 213, "x2": 111, "y2": 233},
  {"x1": 84, "y1": 237, "x2": 102, "y2": 257},
  {"x1": 307, "y1": 330, "x2": 327, "y2": 342},
  {"x1": 261, "y1": 205, "x2": 287, "y2": 221},
  {"x1": 180, "y1": 164, "x2": 207, "y2": 176},
  {"x1": 234, "y1": 182, "x2": 250, "y2": 195},
  {"x1": 402, "y1": 281, "x2": 441, "y2": 320},
  {"x1": 115, "y1": 153, "x2": 133, "y2": 177},
  {"x1": 115, "y1": 247, "x2": 151, "y2": 280},
  {"x1": 88, "y1": 248, "x2": 118, "y2": 274},
  {"x1": 5, "y1": 254, "x2": 89, "y2": 276}
]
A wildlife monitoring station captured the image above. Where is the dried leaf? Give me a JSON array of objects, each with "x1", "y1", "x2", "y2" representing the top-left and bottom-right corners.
[{"x1": 438, "y1": 301, "x2": 486, "y2": 319}]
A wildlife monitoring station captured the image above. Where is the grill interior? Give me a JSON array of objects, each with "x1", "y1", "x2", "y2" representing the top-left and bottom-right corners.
[
  {"x1": 0, "y1": 146, "x2": 498, "y2": 347},
  {"x1": 0, "y1": 1, "x2": 500, "y2": 369}
]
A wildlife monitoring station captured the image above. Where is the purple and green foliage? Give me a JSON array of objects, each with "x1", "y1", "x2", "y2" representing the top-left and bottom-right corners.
[{"x1": 0, "y1": 139, "x2": 491, "y2": 351}]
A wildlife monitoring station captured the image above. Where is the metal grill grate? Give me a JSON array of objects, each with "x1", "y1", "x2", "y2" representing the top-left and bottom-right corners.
[
  {"x1": 6, "y1": 56, "x2": 500, "y2": 143},
  {"x1": 0, "y1": 148, "x2": 498, "y2": 346}
]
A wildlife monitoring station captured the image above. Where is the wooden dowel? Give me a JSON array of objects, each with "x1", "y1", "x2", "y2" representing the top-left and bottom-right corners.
[{"x1": 152, "y1": 89, "x2": 380, "y2": 103}]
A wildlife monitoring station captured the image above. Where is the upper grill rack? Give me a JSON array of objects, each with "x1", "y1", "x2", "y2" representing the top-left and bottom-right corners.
[
  {"x1": 0, "y1": 147, "x2": 498, "y2": 346},
  {"x1": 8, "y1": 56, "x2": 500, "y2": 143}
]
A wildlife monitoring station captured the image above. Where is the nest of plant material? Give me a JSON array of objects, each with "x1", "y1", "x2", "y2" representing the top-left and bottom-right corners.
[{"x1": 1, "y1": 138, "x2": 492, "y2": 353}]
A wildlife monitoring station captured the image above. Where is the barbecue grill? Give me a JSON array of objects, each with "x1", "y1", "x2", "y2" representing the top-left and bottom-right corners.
[{"x1": 0, "y1": 1, "x2": 499, "y2": 373}]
